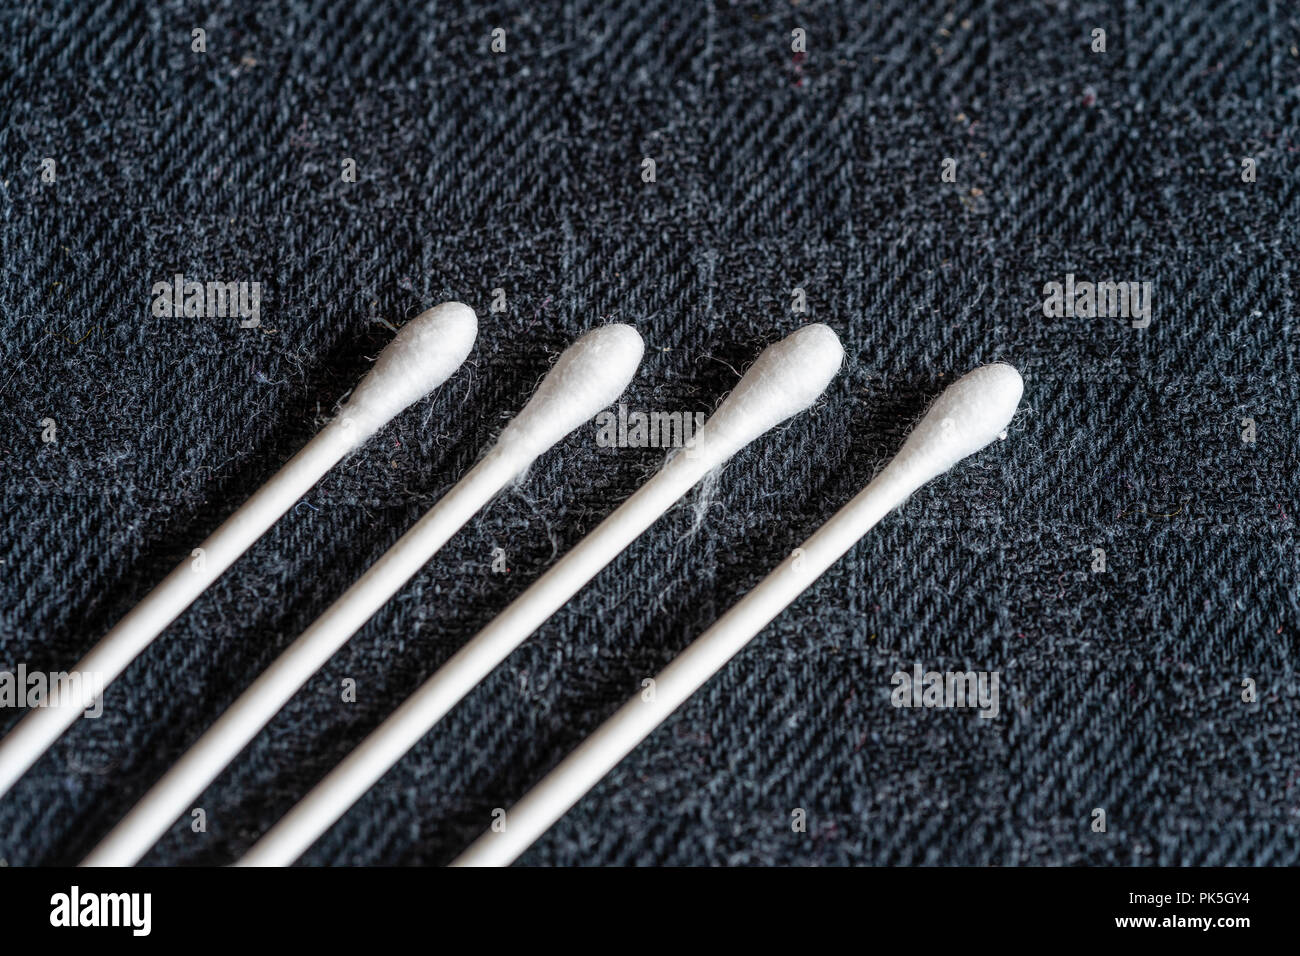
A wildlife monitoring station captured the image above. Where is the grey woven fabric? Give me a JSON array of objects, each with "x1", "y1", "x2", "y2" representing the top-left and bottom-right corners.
[{"x1": 0, "y1": 0, "x2": 1296, "y2": 866}]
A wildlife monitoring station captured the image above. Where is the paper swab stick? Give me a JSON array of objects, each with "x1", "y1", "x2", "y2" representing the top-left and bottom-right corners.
[
  {"x1": 452, "y1": 362, "x2": 1024, "y2": 866},
  {"x1": 235, "y1": 324, "x2": 846, "y2": 866},
  {"x1": 81, "y1": 324, "x2": 645, "y2": 866},
  {"x1": 0, "y1": 302, "x2": 477, "y2": 801}
]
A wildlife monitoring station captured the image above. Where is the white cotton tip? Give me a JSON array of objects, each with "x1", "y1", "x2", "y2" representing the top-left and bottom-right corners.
[
  {"x1": 500, "y1": 323, "x2": 645, "y2": 458},
  {"x1": 692, "y1": 323, "x2": 844, "y2": 468},
  {"x1": 890, "y1": 363, "x2": 1023, "y2": 487},
  {"x1": 340, "y1": 301, "x2": 478, "y2": 441}
]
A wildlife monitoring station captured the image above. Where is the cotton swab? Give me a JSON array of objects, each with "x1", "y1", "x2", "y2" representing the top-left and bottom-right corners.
[
  {"x1": 235, "y1": 323, "x2": 845, "y2": 866},
  {"x1": 0, "y1": 302, "x2": 477, "y2": 801},
  {"x1": 452, "y1": 362, "x2": 1024, "y2": 867},
  {"x1": 80, "y1": 324, "x2": 645, "y2": 867}
]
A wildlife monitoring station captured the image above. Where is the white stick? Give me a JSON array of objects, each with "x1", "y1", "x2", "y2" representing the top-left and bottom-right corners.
[
  {"x1": 0, "y1": 303, "x2": 477, "y2": 802},
  {"x1": 452, "y1": 363, "x2": 1024, "y2": 866},
  {"x1": 80, "y1": 324, "x2": 646, "y2": 867},
  {"x1": 235, "y1": 324, "x2": 846, "y2": 866}
]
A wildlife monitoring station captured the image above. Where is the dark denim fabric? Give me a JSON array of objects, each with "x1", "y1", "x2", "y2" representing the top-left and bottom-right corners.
[{"x1": 0, "y1": 0, "x2": 1296, "y2": 866}]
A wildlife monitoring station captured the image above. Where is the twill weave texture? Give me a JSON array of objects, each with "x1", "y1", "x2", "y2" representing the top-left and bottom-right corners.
[{"x1": 0, "y1": 0, "x2": 1296, "y2": 865}]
